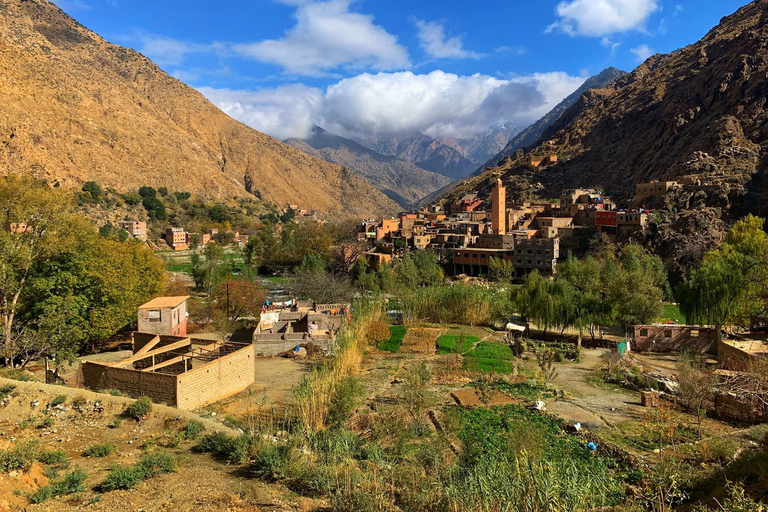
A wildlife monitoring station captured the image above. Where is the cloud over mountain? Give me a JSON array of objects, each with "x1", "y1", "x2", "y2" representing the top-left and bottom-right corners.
[{"x1": 200, "y1": 70, "x2": 585, "y2": 141}]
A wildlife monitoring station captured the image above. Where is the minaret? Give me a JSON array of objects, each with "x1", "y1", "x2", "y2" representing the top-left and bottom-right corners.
[{"x1": 491, "y1": 178, "x2": 506, "y2": 235}]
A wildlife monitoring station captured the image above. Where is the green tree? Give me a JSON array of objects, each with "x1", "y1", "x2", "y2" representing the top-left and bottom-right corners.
[
  {"x1": 678, "y1": 215, "x2": 768, "y2": 342},
  {"x1": 81, "y1": 181, "x2": 102, "y2": 202},
  {"x1": 208, "y1": 204, "x2": 232, "y2": 223},
  {"x1": 0, "y1": 177, "x2": 71, "y2": 366},
  {"x1": 190, "y1": 243, "x2": 230, "y2": 294},
  {"x1": 488, "y1": 257, "x2": 514, "y2": 283}
]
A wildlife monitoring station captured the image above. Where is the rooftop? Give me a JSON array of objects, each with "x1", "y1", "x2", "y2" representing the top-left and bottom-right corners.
[{"x1": 138, "y1": 296, "x2": 190, "y2": 309}]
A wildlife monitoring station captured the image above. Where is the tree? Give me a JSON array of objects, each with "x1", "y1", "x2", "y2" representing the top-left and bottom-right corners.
[
  {"x1": 190, "y1": 243, "x2": 230, "y2": 294},
  {"x1": 678, "y1": 215, "x2": 768, "y2": 342},
  {"x1": 210, "y1": 279, "x2": 266, "y2": 326},
  {"x1": 676, "y1": 352, "x2": 716, "y2": 439},
  {"x1": 82, "y1": 181, "x2": 102, "y2": 202},
  {"x1": 0, "y1": 177, "x2": 71, "y2": 366},
  {"x1": 488, "y1": 257, "x2": 514, "y2": 283},
  {"x1": 208, "y1": 204, "x2": 232, "y2": 223}
]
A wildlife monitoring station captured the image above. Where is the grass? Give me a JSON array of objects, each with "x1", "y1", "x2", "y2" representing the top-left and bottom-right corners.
[
  {"x1": 463, "y1": 341, "x2": 515, "y2": 374},
  {"x1": 99, "y1": 452, "x2": 176, "y2": 492},
  {"x1": 661, "y1": 303, "x2": 685, "y2": 324},
  {"x1": 470, "y1": 380, "x2": 557, "y2": 401},
  {"x1": 28, "y1": 467, "x2": 87, "y2": 504},
  {"x1": 166, "y1": 263, "x2": 193, "y2": 273},
  {"x1": 437, "y1": 334, "x2": 479, "y2": 354},
  {"x1": 379, "y1": 325, "x2": 406, "y2": 353}
]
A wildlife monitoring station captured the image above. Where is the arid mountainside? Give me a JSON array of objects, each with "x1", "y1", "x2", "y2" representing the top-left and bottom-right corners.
[
  {"x1": 476, "y1": 67, "x2": 626, "y2": 174},
  {"x1": 441, "y1": 0, "x2": 768, "y2": 219},
  {"x1": 284, "y1": 126, "x2": 453, "y2": 208},
  {"x1": 0, "y1": 0, "x2": 398, "y2": 218},
  {"x1": 355, "y1": 132, "x2": 480, "y2": 180}
]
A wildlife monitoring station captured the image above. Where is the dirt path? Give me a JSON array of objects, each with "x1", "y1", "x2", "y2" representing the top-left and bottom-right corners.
[{"x1": 547, "y1": 349, "x2": 644, "y2": 430}]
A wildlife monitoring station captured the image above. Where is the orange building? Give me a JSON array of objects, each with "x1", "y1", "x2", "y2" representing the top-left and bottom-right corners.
[{"x1": 491, "y1": 179, "x2": 506, "y2": 235}]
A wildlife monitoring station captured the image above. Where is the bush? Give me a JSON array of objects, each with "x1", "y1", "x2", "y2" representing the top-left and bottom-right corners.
[
  {"x1": 38, "y1": 416, "x2": 55, "y2": 428},
  {"x1": 700, "y1": 437, "x2": 739, "y2": 463},
  {"x1": 137, "y1": 452, "x2": 176, "y2": 478},
  {"x1": 196, "y1": 432, "x2": 252, "y2": 463},
  {"x1": 99, "y1": 465, "x2": 145, "y2": 491},
  {"x1": 183, "y1": 421, "x2": 204, "y2": 441},
  {"x1": 0, "y1": 384, "x2": 15, "y2": 397},
  {"x1": 37, "y1": 449, "x2": 69, "y2": 467},
  {"x1": 0, "y1": 439, "x2": 39, "y2": 473},
  {"x1": 251, "y1": 444, "x2": 291, "y2": 481},
  {"x1": 327, "y1": 377, "x2": 364, "y2": 427},
  {"x1": 83, "y1": 443, "x2": 116, "y2": 458},
  {"x1": 125, "y1": 396, "x2": 152, "y2": 420},
  {"x1": 50, "y1": 394, "x2": 67, "y2": 406}
]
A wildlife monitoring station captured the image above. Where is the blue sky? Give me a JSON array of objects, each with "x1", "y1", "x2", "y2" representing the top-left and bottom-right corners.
[{"x1": 53, "y1": 0, "x2": 750, "y2": 140}]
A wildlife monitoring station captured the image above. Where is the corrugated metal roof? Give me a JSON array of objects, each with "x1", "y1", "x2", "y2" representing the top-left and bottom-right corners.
[{"x1": 138, "y1": 296, "x2": 189, "y2": 309}]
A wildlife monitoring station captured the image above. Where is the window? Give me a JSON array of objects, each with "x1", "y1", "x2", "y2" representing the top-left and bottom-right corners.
[
  {"x1": 690, "y1": 329, "x2": 699, "y2": 338},
  {"x1": 639, "y1": 328, "x2": 648, "y2": 337},
  {"x1": 664, "y1": 329, "x2": 672, "y2": 338},
  {"x1": 148, "y1": 310, "x2": 161, "y2": 322}
]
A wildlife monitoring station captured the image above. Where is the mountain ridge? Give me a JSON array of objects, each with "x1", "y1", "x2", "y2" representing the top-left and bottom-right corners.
[
  {"x1": 0, "y1": 0, "x2": 399, "y2": 218},
  {"x1": 284, "y1": 126, "x2": 454, "y2": 208}
]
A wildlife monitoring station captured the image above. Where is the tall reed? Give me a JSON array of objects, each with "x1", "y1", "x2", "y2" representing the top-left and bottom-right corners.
[{"x1": 292, "y1": 297, "x2": 382, "y2": 432}]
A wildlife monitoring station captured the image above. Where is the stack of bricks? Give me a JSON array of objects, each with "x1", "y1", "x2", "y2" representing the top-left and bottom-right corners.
[{"x1": 640, "y1": 391, "x2": 659, "y2": 407}]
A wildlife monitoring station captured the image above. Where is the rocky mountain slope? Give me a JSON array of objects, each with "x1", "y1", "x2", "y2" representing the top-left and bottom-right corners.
[
  {"x1": 0, "y1": 0, "x2": 398, "y2": 218},
  {"x1": 477, "y1": 68, "x2": 626, "y2": 174},
  {"x1": 284, "y1": 126, "x2": 453, "y2": 208},
  {"x1": 442, "y1": 0, "x2": 768, "y2": 218},
  {"x1": 355, "y1": 132, "x2": 480, "y2": 180}
]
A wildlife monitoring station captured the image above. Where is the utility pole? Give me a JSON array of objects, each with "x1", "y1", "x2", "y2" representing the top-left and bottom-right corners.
[{"x1": 226, "y1": 282, "x2": 230, "y2": 321}]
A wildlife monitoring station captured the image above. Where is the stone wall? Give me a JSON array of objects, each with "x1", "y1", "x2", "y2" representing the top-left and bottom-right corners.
[
  {"x1": 718, "y1": 340, "x2": 758, "y2": 371},
  {"x1": 175, "y1": 345, "x2": 256, "y2": 410},
  {"x1": 714, "y1": 392, "x2": 768, "y2": 424}
]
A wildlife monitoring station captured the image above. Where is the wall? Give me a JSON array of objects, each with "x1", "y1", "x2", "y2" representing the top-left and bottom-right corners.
[
  {"x1": 718, "y1": 340, "x2": 758, "y2": 371},
  {"x1": 81, "y1": 362, "x2": 178, "y2": 405},
  {"x1": 633, "y1": 326, "x2": 718, "y2": 354},
  {"x1": 714, "y1": 392, "x2": 768, "y2": 423},
  {"x1": 175, "y1": 345, "x2": 256, "y2": 410}
]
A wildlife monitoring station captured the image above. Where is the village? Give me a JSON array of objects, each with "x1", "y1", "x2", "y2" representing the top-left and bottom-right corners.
[{"x1": 4, "y1": 169, "x2": 768, "y2": 510}]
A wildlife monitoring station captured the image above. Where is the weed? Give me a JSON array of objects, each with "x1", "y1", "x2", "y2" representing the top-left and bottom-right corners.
[
  {"x1": 83, "y1": 443, "x2": 116, "y2": 458},
  {"x1": 327, "y1": 377, "x2": 364, "y2": 427},
  {"x1": 183, "y1": 421, "x2": 204, "y2": 441},
  {"x1": 137, "y1": 452, "x2": 176, "y2": 477},
  {"x1": 37, "y1": 449, "x2": 69, "y2": 467},
  {"x1": 17, "y1": 417, "x2": 33, "y2": 429},
  {"x1": 0, "y1": 384, "x2": 16, "y2": 396},
  {"x1": 99, "y1": 465, "x2": 145, "y2": 491},
  {"x1": 71, "y1": 396, "x2": 87, "y2": 409},
  {"x1": 50, "y1": 394, "x2": 67, "y2": 407},
  {"x1": 109, "y1": 417, "x2": 122, "y2": 428},
  {"x1": 0, "y1": 440, "x2": 39, "y2": 473},
  {"x1": 380, "y1": 325, "x2": 407, "y2": 353},
  {"x1": 125, "y1": 396, "x2": 152, "y2": 421},
  {"x1": 251, "y1": 443, "x2": 291, "y2": 481},
  {"x1": 38, "y1": 416, "x2": 55, "y2": 428},
  {"x1": 109, "y1": 389, "x2": 123, "y2": 397}
]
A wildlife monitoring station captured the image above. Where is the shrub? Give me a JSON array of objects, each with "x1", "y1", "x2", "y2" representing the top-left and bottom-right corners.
[
  {"x1": 83, "y1": 443, "x2": 116, "y2": 458},
  {"x1": 183, "y1": 421, "x2": 204, "y2": 441},
  {"x1": 196, "y1": 432, "x2": 252, "y2": 463},
  {"x1": 327, "y1": 377, "x2": 364, "y2": 427},
  {"x1": 0, "y1": 384, "x2": 16, "y2": 396},
  {"x1": 50, "y1": 395, "x2": 67, "y2": 406},
  {"x1": 99, "y1": 465, "x2": 145, "y2": 491},
  {"x1": 38, "y1": 416, "x2": 55, "y2": 428},
  {"x1": 37, "y1": 449, "x2": 69, "y2": 467},
  {"x1": 28, "y1": 484, "x2": 55, "y2": 504},
  {"x1": 251, "y1": 444, "x2": 292, "y2": 481},
  {"x1": 286, "y1": 462, "x2": 334, "y2": 498},
  {"x1": 137, "y1": 452, "x2": 176, "y2": 478},
  {"x1": 125, "y1": 396, "x2": 152, "y2": 420},
  {"x1": 700, "y1": 437, "x2": 739, "y2": 463},
  {"x1": 0, "y1": 440, "x2": 39, "y2": 473}
]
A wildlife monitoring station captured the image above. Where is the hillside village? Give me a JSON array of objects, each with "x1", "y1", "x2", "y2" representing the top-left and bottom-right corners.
[{"x1": 5, "y1": 0, "x2": 768, "y2": 511}]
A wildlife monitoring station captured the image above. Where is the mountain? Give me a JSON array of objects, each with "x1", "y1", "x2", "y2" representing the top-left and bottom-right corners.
[
  {"x1": 441, "y1": 0, "x2": 768, "y2": 218},
  {"x1": 284, "y1": 126, "x2": 454, "y2": 208},
  {"x1": 355, "y1": 133, "x2": 479, "y2": 180},
  {"x1": 460, "y1": 122, "x2": 521, "y2": 166},
  {"x1": 476, "y1": 67, "x2": 626, "y2": 174},
  {"x1": 0, "y1": 0, "x2": 398, "y2": 218}
]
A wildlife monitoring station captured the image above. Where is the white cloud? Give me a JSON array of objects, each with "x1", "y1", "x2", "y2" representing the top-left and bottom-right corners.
[
  {"x1": 200, "y1": 70, "x2": 585, "y2": 141},
  {"x1": 414, "y1": 20, "x2": 482, "y2": 59},
  {"x1": 116, "y1": 31, "x2": 220, "y2": 66},
  {"x1": 547, "y1": 0, "x2": 659, "y2": 37},
  {"x1": 630, "y1": 43, "x2": 654, "y2": 62},
  {"x1": 232, "y1": 0, "x2": 410, "y2": 76},
  {"x1": 198, "y1": 84, "x2": 324, "y2": 141}
]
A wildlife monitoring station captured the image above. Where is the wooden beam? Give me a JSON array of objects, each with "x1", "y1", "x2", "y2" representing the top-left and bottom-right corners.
[
  {"x1": 113, "y1": 338, "x2": 191, "y2": 368},
  {"x1": 143, "y1": 355, "x2": 186, "y2": 373},
  {"x1": 132, "y1": 335, "x2": 161, "y2": 358}
]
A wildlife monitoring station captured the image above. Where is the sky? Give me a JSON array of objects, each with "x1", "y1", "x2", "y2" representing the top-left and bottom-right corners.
[{"x1": 53, "y1": 0, "x2": 751, "y2": 141}]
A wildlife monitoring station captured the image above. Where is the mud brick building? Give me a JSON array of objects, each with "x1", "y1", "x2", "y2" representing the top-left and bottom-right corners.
[
  {"x1": 137, "y1": 296, "x2": 189, "y2": 337},
  {"x1": 81, "y1": 333, "x2": 255, "y2": 410},
  {"x1": 632, "y1": 325, "x2": 718, "y2": 354}
]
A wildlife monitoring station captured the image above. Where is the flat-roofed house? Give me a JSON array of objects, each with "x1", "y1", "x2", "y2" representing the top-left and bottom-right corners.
[{"x1": 138, "y1": 296, "x2": 189, "y2": 337}]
